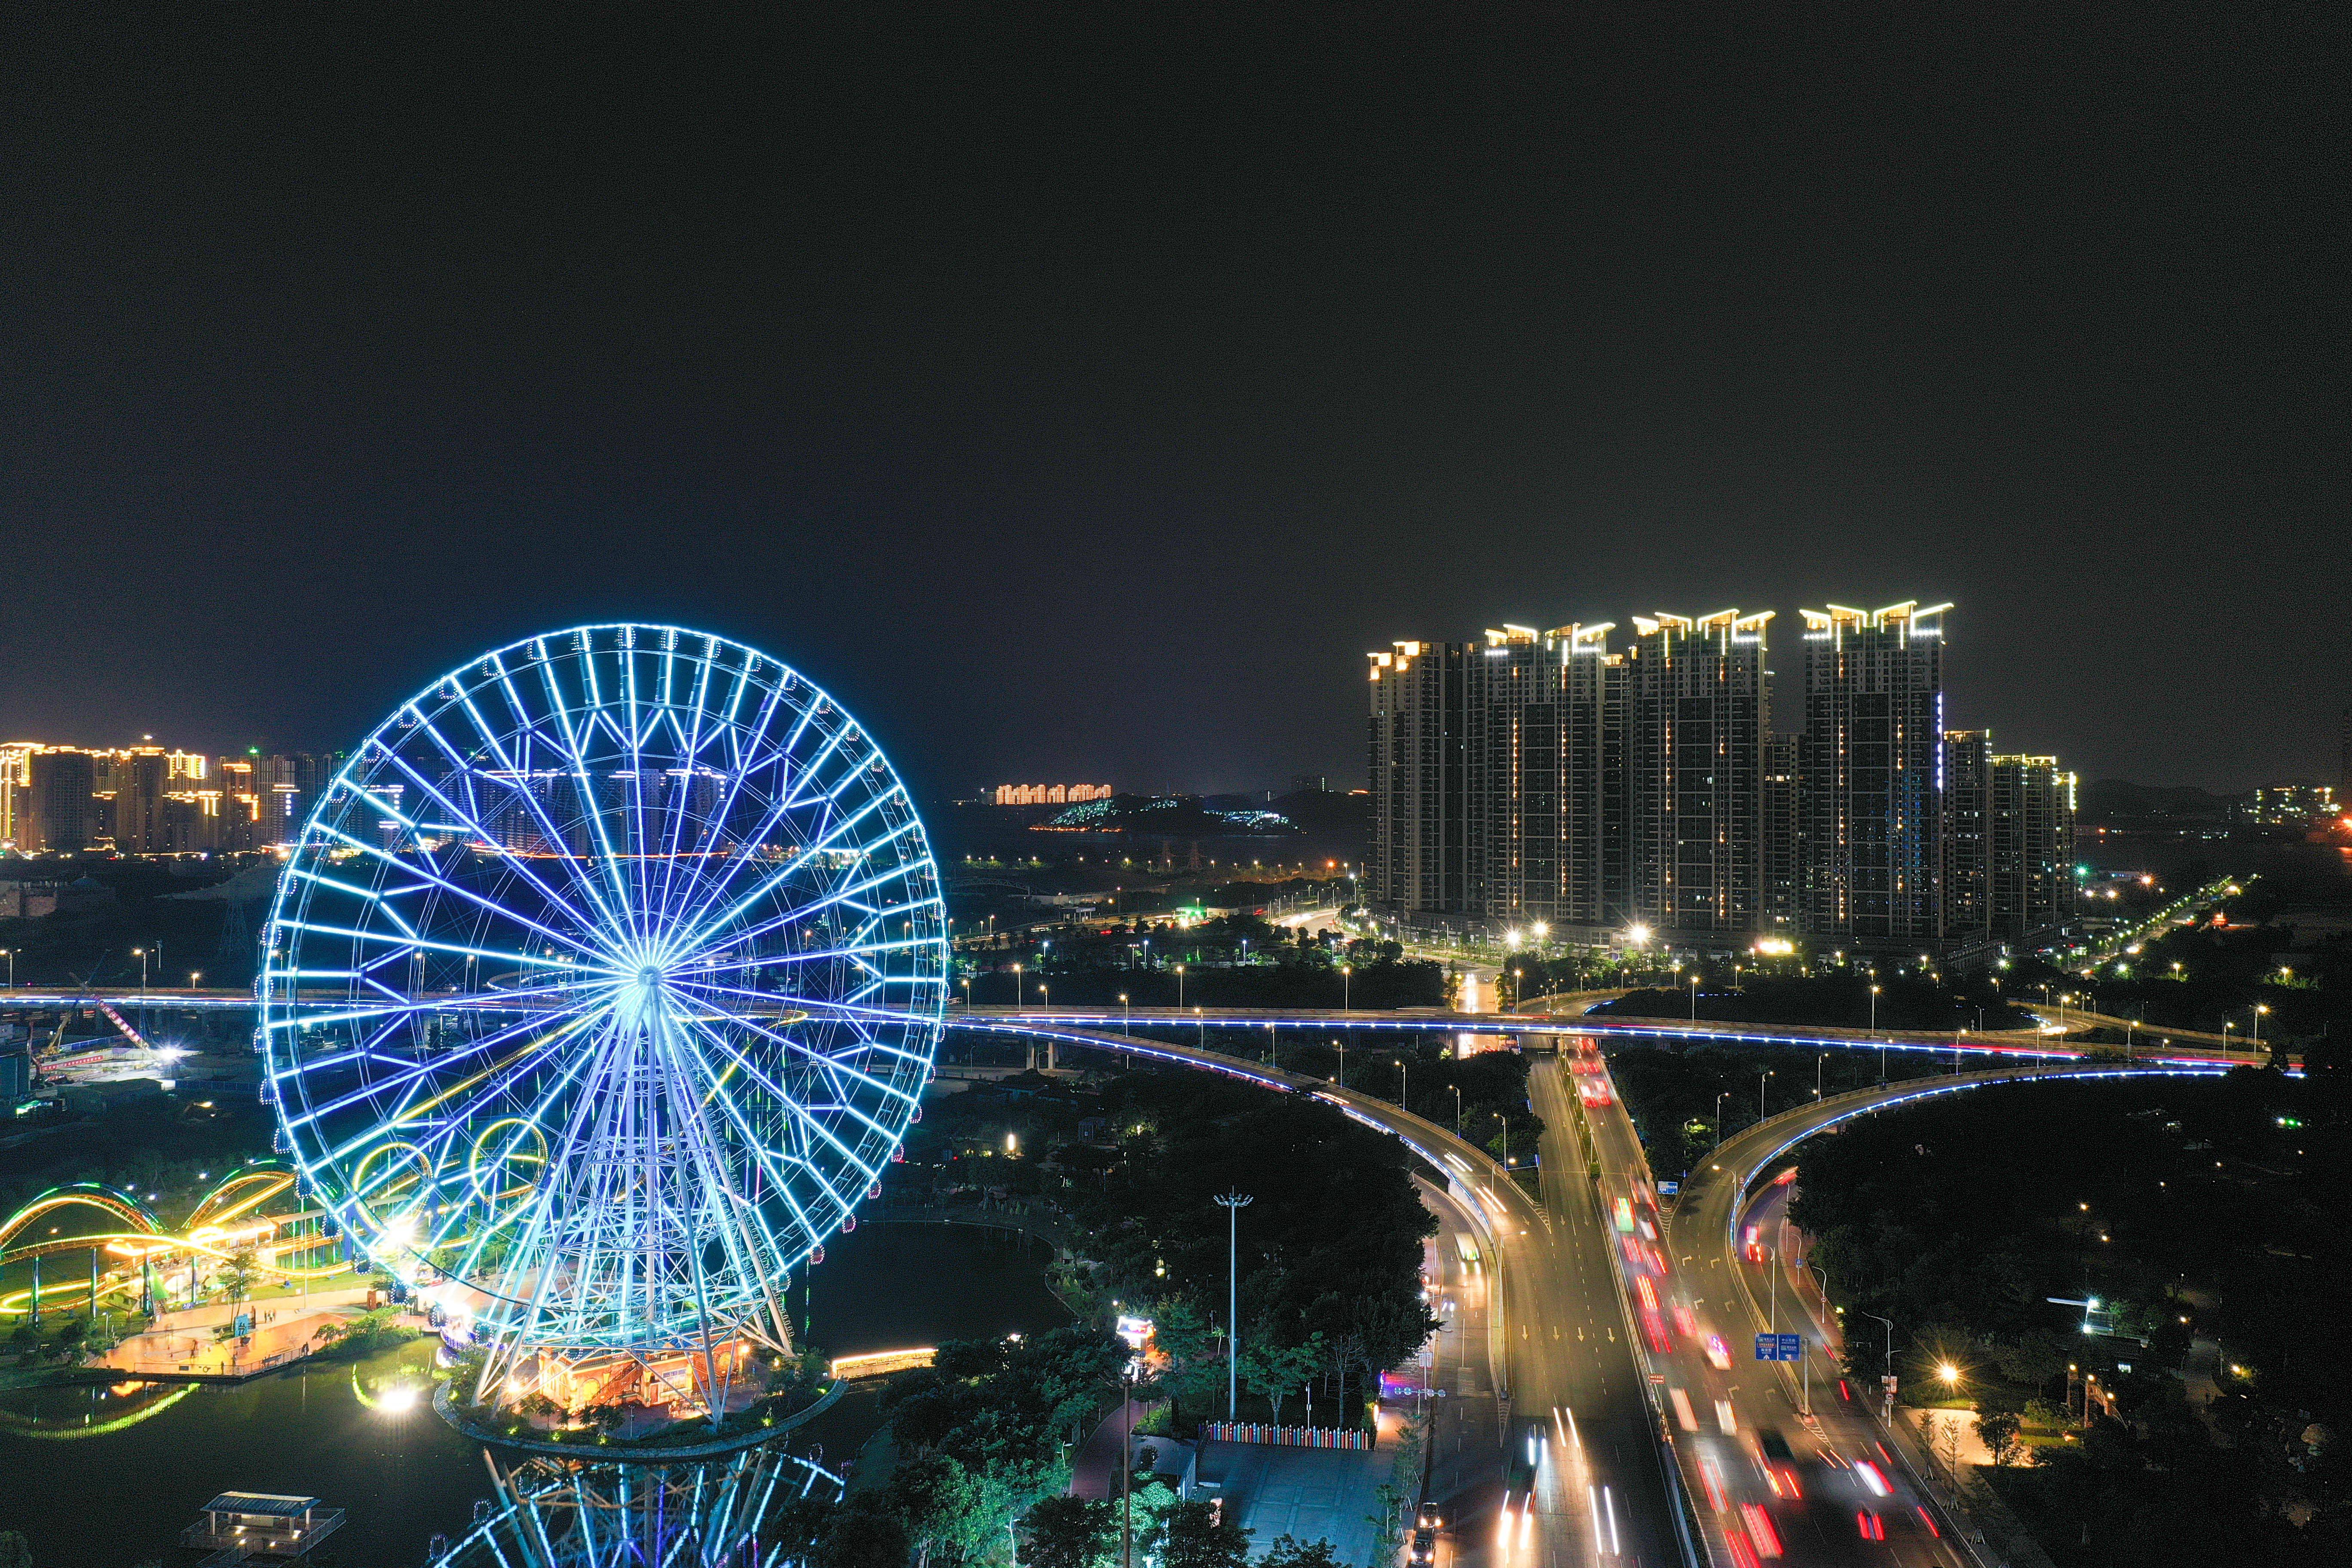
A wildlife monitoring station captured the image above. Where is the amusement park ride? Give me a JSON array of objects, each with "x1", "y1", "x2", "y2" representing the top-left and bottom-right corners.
[{"x1": 5, "y1": 625, "x2": 950, "y2": 1438}]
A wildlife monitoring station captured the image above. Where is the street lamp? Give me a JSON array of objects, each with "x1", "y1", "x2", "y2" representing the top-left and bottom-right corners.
[
  {"x1": 1213, "y1": 1191, "x2": 1253, "y2": 1418},
  {"x1": 1012, "y1": 962, "x2": 1023, "y2": 1008},
  {"x1": 1450, "y1": 1084, "x2": 1463, "y2": 1136},
  {"x1": 1758, "y1": 1069, "x2": 1773, "y2": 1124},
  {"x1": 0, "y1": 949, "x2": 12, "y2": 988},
  {"x1": 1175, "y1": 964, "x2": 1185, "y2": 1009},
  {"x1": 1394, "y1": 1058, "x2": 1409, "y2": 1111},
  {"x1": 1714, "y1": 1090, "x2": 1729, "y2": 1148},
  {"x1": 1688, "y1": 972, "x2": 1700, "y2": 1022},
  {"x1": 1340, "y1": 962, "x2": 1352, "y2": 1011},
  {"x1": 2253, "y1": 1003, "x2": 2269, "y2": 1059}
]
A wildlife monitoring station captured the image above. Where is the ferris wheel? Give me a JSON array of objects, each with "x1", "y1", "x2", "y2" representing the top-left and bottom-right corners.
[{"x1": 259, "y1": 625, "x2": 946, "y2": 1381}]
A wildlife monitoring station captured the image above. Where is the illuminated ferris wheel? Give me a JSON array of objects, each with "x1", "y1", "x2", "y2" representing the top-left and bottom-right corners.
[{"x1": 259, "y1": 625, "x2": 946, "y2": 1390}]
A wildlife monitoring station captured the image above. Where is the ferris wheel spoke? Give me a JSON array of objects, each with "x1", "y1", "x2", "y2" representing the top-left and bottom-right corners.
[
  {"x1": 650, "y1": 664, "x2": 786, "y2": 945},
  {"x1": 376, "y1": 716, "x2": 626, "y2": 943},
  {"x1": 671, "y1": 828, "x2": 924, "y2": 962},
  {"x1": 527, "y1": 646, "x2": 644, "y2": 945},
  {"x1": 304, "y1": 1007, "x2": 608, "y2": 1167},
  {"x1": 670, "y1": 977, "x2": 940, "y2": 1058},
  {"x1": 687, "y1": 1056, "x2": 846, "y2": 1257},
  {"x1": 672, "y1": 1012, "x2": 886, "y2": 1199},
  {"x1": 672, "y1": 932, "x2": 940, "y2": 982},
  {"x1": 296, "y1": 821, "x2": 612, "y2": 969},
  {"x1": 261, "y1": 971, "x2": 598, "y2": 1035},
  {"x1": 272, "y1": 918, "x2": 612, "y2": 982},
  {"x1": 652, "y1": 1023, "x2": 790, "y2": 1340}
]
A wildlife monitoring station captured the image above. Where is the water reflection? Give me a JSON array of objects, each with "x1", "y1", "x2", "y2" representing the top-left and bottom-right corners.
[{"x1": 432, "y1": 1447, "x2": 844, "y2": 1566}]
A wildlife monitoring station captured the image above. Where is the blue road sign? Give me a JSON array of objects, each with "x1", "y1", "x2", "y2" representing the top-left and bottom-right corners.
[{"x1": 1755, "y1": 1332, "x2": 1802, "y2": 1362}]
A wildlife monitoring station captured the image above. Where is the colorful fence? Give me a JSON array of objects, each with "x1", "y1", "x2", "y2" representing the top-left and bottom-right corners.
[{"x1": 1198, "y1": 1421, "x2": 1374, "y2": 1451}]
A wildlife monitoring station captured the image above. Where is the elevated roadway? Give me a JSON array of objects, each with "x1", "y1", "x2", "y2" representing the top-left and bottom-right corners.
[
  {"x1": 3, "y1": 992, "x2": 2277, "y2": 1070},
  {"x1": 1592, "y1": 1059, "x2": 2228, "y2": 1568}
]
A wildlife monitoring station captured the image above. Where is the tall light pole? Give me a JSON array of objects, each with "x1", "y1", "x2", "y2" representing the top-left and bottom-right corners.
[
  {"x1": 1213, "y1": 1191, "x2": 1253, "y2": 1418},
  {"x1": 1871, "y1": 985, "x2": 1884, "y2": 1081},
  {"x1": 1758, "y1": 1069, "x2": 1773, "y2": 1124},
  {"x1": 1451, "y1": 1084, "x2": 1463, "y2": 1136},
  {"x1": 1395, "y1": 1057, "x2": 1409, "y2": 1111},
  {"x1": 1012, "y1": 962, "x2": 1023, "y2": 1008},
  {"x1": 1, "y1": 949, "x2": 12, "y2": 989},
  {"x1": 1689, "y1": 971, "x2": 1700, "y2": 1022},
  {"x1": 1176, "y1": 964, "x2": 1185, "y2": 1009},
  {"x1": 2253, "y1": 1003, "x2": 2269, "y2": 1060},
  {"x1": 1340, "y1": 962, "x2": 1352, "y2": 1011},
  {"x1": 1714, "y1": 1090, "x2": 1729, "y2": 1147}
]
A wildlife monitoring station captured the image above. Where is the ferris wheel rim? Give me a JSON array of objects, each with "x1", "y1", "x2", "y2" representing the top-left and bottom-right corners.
[{"x1": 256, "y1": 623, "x2": 946, "y2": 1367}]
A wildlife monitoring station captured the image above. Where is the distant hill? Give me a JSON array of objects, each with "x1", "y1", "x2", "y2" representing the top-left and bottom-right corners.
[{"x1": 2080, "y1": 779, "x2": 2233, "y2": 824}]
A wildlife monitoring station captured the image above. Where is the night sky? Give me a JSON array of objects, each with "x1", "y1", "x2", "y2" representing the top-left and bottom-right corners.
[{"x1": 2, "y1": 10, "x2": 2340, "y2": 796}]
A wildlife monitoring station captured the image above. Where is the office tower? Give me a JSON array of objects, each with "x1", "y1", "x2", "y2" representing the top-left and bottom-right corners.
[
  {"x1": 1622, "y1": 611, "x2": 1773, "y2": 940},
  {"x1": 1476, "y1": 625, "x2": 1612, "y2": 930},
  {"x1": 28, "y1": 749, "x2": 98, "y2": 854},
  {"x1": 1366, "y1": 640, "x2": 1480, "y2": 914},
  {"x1": 1798, "y1": 602, "x2": 1950, "y2": 950},
  {"x1": 1761, "y1": 733, "x2": 1801, "y2": 933},
  {"x1": 1990, "y1": 754, "x2": 2077, "y2": 939},
  {"x1": 1942, "y1": 730, "x2": 1993, "y2": 946}
]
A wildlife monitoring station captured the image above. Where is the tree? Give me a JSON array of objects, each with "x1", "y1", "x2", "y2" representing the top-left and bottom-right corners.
[
  {"x1": 1147, "y1": 1499, "x2": 1251, "y2": 1568},
  {"x1": 819, "y1": 1500, "x2": 912, "y2": 1568},
  {"x1": 1242, "y1": 1335, "x2": 1324, "y2": 1426},
  {"x1": 1259, "y1": 1535, "x2": 1341, "y2": 1568},
  {"x1": 217, "y1": 1246, "x2": 259, "y2": 1308},
  {"x1": 1978, "y1": 1410, "x2": 2023, "y2": 1468},
  {"x1": 892, "y1": 1453, "x2": 979, "y2": 1568},
  {"x1": 0, "y1": 1531, "x2": 27, "y2": 1568},
  {"x1": 1022, "y1": 1496, "x2": 1113, "y2": 1568}
]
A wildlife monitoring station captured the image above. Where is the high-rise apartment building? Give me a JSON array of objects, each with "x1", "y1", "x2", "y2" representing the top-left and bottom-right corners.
[
  {"x1": 1622, "y1": 611, "x2": 1773, "y2": 940},
  {"x1": 1761, "y1": 734, "x2": 1801, "y2": 933},
  {"x1": 1798, "y1": 602, "x2": 1949, "y2": 950},
  {"x1": 27, "y1": 749, "x2": 98, "y2": 854},
  {"x1": 1475, "y1": 625, "x2": 1612, "y2": 929},
  {"x1": 1366, "y1": 640, "x2": 1481, "y2": 914},
  {"x1": 1990, "y1": 754, "x2": 2076, "y2": 939},
  {"x1": 1942, "y1": 730, "x2": 1993, "y2": 947}
]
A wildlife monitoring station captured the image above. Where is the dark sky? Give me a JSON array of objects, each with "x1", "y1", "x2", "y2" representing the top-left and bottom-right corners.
[{"x1": 2, "y1": 9, "x2": 2341, "y2": 796}]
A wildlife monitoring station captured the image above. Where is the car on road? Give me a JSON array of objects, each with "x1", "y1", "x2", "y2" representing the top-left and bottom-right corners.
[
  {"x1": 1704, "y1": 1333, "x2": 1732, "y2": 1370},
  {"x1": 1416, "y1": 1501, "x2": 1443, "y2": 1530},
  {"x1": 1755, "y1": 1427, "x2": 1803, "y2": 1498},
  {"x1": 1409, "y1": 1528, "x2": 1438, "y2": 1565}
]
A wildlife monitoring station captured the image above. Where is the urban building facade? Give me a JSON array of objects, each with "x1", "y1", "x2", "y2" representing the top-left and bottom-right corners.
[
  {"x1": 1989, "y1": 753, "x2": 2077, "y2": 940},
  {"x1": 1473, "y1": 625, "x2": 1612, "y2": 929},
  {"x1": 1, "y1": 744, "x2": 336, "y2": 856},
  {"x1": 1366, "y1": 640, "x2": 1481, "y2": 915},
  {"x1": 1942, "y1": 729, "x2": 1993, "y2": 947},
  {"x1": 1622, "y1": 611, "x2": 1772, "y2": 940},
  {"x1": 1367, "y1": 598, "x2": 2079, "y2": 958},
  {"x1": 1797, "y1": 602, "x2": 1949, "y2": 950}
]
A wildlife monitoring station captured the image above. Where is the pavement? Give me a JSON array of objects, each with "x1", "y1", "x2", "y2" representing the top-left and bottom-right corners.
[{"x1": 1206, "y1": 1441, "x2": 1390, "y2": 1564}]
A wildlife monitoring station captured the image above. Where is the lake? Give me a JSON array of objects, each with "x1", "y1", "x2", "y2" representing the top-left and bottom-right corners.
[{"x1": 0, "y1": 1222, "x2": 1068, "y2": 1566}]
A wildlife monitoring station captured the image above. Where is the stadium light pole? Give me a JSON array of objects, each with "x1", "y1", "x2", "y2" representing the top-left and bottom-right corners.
[{"x1": 1214, "y1": 1191, "x2": 1253, "y2": 1418}]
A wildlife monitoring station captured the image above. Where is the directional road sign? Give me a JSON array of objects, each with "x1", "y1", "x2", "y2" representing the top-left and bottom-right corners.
[{"x1": 1755, "y1": 1332, "x2": 1803, "y2": 1362}]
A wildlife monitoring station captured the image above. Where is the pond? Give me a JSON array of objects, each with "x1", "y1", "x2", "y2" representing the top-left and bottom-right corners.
[{"x1": 0, "y1": 1222, "x2": 1068, "y2": 1566}]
